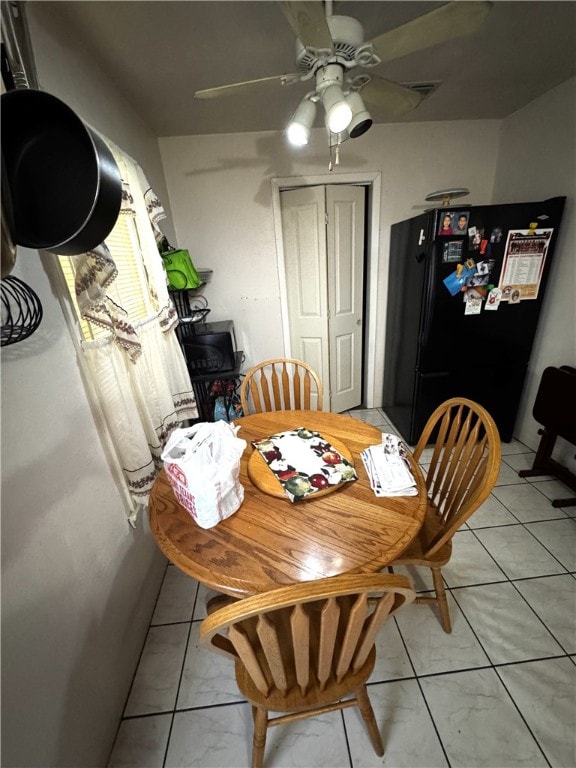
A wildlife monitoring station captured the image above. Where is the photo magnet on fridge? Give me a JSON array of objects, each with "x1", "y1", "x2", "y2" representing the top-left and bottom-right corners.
[{"x1": 438, "y1": 212, "x2": 456, "y2": 235}]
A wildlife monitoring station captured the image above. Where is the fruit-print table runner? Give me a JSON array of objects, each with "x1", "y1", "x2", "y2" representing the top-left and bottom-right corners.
[{"x1": 252, "y1": 427, "x2": 358, "y2": 501}]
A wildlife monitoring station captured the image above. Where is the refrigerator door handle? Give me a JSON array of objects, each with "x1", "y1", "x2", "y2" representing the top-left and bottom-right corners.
[{"x1": 419, "y1": 247, "x2": 436, "y2": 349}]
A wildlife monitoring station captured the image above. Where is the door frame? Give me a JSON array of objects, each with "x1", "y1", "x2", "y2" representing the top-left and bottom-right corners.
[{"x1": 271, "y1": 172, "x2": 382, "y2": 408}]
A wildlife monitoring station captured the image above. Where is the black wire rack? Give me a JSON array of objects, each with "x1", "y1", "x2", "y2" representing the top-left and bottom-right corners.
[{"x1": 1, "y1": 275, "x2": 43, "y2": 346}]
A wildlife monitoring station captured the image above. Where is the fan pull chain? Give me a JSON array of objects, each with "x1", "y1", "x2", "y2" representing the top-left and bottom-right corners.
[{"x1": 328, "y1": 143, "x2": 340, "y2": 172}]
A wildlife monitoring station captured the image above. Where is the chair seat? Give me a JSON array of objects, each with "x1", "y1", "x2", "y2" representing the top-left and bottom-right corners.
[{"x1": 391, "y1": 504, "x2": 452, "y2": 568}]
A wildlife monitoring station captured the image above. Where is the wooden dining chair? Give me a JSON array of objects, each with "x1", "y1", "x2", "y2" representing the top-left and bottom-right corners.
[
  {"x1": 388, "y1": 397, "x2": 501, "y2": 633},
  {"x1": 240, "y1": 357, "x2": 323, "y2": 414},
  {"x1": 200, "y1": 573, "x2": 415, "y2": 768}
]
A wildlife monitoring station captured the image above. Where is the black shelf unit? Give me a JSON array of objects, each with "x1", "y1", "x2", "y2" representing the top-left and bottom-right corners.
[
  {"x1": 169, "y1": 287, "x2": 243, "y2": 422},
  {"x1": 188, "y1": 351, "x2": 244, "y2": 422}
]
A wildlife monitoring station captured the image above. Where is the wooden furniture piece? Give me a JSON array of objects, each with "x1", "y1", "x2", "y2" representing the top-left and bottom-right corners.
[
  {"x1": 518, "y1": 365, "x2": 576, "y2": 507},
  {"x1": 388, "y1": 397, "x2": 501, "y2": 633},
  {"x1": 240, "y1": 358, "x2": 323, "y2": 414},
  {"x1": 200, "y1": 573, "x2": 415, "y2": 768},
  {"x1": 149, "y1": 410, "x2": 427, "y2": 598}
]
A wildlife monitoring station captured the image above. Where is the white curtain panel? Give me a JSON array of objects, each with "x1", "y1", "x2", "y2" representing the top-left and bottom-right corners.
[
  {"x1": 82, "y1": 316, "x2": 197, "y2": 519},
  {"x1": 77, "y1": 146, "x2": 197, "y2": 521}
]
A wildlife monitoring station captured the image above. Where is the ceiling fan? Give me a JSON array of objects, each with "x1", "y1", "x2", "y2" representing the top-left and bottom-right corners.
[{"x1": 195, "y1": 1, "x2": 493, "y2": 146}]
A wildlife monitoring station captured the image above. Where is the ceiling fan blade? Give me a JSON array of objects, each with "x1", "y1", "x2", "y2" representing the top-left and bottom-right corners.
[
  {"x1": 280, "y1": 1, "x2": 333, "y2": 49},
  {"x1": 359, "y1": 76, "x2": 424, "y2": 114},
  {"x1": 367, "y1": 1, "x2": 493, "y2": 64},
  {"x1": 195, "y1": 73, "x2": 301, "y2": 100}
]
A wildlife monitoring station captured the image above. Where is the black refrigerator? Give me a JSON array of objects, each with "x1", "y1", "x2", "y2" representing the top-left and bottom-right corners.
[{"x1": 383, "y1": 196, "x2": 566, "y2": 444}]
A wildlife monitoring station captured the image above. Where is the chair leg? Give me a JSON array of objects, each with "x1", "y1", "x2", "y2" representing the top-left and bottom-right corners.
[
  {"x1": 431, "y1": 567, "x2": 452, "y2": 634},
  {"x1": 252, "y1": 707, "x2": 268, "y2": 768},
  {"x1": 356, "y1": 685, "x2": 384, "y2": 756}
]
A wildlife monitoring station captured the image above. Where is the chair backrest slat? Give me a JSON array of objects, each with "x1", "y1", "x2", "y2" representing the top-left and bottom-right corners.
[
  {"x1": 240, "y1": 358, "x2": 323, "y2": 414},
  {"x1": 282, "y1": 362, "x2": 300, "y2": 410},
  {"x1": 352, "y1": 592, "x2": 395, "y2": 671},
  {"x1": 303, "y1": 371, "x2": 312, "y2": 409},
  {"x1": 413, "y1": 397, "x2": 501, "y2": 557},
  {"x1": 270, "y1": 364, "x2": 282, "y2": 410},
  {"x1": 336, "y1": 593, "x2": 369, "y2": 682},
  {"x1": 290, "y1": 603, "x2": 310, "y2": 696},
  {"x1": 256, "y1": 613, "x2": 288, "y2": 693},
  {"x1": 317, "y1": 596, "x2": 340, "y2": 691},
  {"x1": 228, "y1": 622, "x2": 270, "y2": 696}
]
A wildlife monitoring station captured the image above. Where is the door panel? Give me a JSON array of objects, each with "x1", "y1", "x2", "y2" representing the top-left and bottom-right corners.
[
  {"x1": 327, "y1": 186, "x2": 364, "y2": 412},
  {"x1": 281, "y1": 186, "x2": 330, "y2": 391}
]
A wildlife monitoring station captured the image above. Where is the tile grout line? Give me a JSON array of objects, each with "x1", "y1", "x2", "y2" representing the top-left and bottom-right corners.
[
  {"x1": 392, "y1": 614, "x2": 453, "y2": 768},
  {"x1": 161, "y1": 580, "x2": 199, "y2": 768}
]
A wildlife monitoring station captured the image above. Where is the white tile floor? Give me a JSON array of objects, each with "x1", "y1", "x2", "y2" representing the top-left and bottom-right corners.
[{"x1": 108, "y1": 408, "x2": 576, "y2": 768}]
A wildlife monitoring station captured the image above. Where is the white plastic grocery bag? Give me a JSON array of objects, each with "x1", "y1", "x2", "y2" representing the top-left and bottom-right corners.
[{"x1": 161, "y1": 421, "x2": 246, "y2": 529}]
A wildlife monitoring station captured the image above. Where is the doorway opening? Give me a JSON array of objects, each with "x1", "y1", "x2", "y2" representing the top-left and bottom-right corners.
[{"x1": 271, "y1": 172, "x2": 381, "y2": 411}]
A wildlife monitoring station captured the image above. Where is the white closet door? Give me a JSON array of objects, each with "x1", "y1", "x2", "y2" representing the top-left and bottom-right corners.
[{"x1": 281, "y1": 184, "x2": 365, "y2": 411}]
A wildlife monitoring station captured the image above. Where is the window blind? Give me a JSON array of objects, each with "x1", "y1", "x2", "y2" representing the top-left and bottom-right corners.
[{"x1": 58, "y1": 205, "x2": 153, "y2": 341}]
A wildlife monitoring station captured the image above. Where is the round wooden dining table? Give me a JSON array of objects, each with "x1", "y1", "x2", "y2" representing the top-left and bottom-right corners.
[{"x1": 149, "y1": 410, "x2": 427, "y2": 598}]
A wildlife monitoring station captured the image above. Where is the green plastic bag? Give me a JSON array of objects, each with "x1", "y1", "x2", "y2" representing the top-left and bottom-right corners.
[{"x1": 161, "y1": 249, "x2": 201, "y2": 290}]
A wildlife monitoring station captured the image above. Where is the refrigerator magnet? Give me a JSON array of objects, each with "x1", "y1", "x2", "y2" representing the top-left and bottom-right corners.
[
  {"x1": 442, "y1": 241, "x2": 463, "y2": 262},
  {"x1": 485, "y1": 287, "x2": 502, "y2": 310},
  {"x1": 471, "y1": 228, "x2": 485, "y2": 250},
  {"x1": 509, "y1": 289, "x2": 521, "y2": 304},
  {"x1": 443, "y1": 264, "x2": 476, "y2": 296},
  {"x1": 465, "y1": 273, "x2": 489, "y2": 289},
  {"x1": 476, "y1": 259, "x2": 494, "y2": 276},
  {"x1": 464, "y1": 295, "x2": 482, "y2": 315}
]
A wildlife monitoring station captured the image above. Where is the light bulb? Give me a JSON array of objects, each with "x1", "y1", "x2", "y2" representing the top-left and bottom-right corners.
[
  {"x1": 286, "y1": 99, "x2": 316, "y2": 147},
  {"x1": 322, "y1": 85, "x2": 352, "y2": 134},
  {"x1": 287, "y1": 122, "x2": 309, "y2": 146}
]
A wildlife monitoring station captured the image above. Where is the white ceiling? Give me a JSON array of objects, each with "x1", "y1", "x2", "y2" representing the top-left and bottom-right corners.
[{"x1": 37, "y1": 1, "x2": 576, "y2": 137}]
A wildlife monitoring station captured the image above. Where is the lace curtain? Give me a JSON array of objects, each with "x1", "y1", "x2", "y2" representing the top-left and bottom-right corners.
[{"x1": 71, "y1": 145, "x2": 197, "y2": 522}]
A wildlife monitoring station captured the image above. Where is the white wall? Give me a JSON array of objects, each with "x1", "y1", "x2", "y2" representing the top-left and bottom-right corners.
[
  {"x1": 493, "y1": 77, "x2": 576, "y2": 461},
  {"x1": 1, "y1": 5, "x2": 170, "y2": 766},
  {"x1": 159, "y1": 119, "x2": 501, "y2": 403}
]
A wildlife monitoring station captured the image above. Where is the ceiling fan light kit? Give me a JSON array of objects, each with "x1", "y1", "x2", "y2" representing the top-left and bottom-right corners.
[{"x1": 195, "y1": 2, "x2": 493, "y2": 163}]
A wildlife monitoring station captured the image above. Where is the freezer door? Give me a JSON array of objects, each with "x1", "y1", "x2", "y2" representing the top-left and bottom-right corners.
[{"x1": 383, "y1": 210, "x2": 431, "y2": 414}]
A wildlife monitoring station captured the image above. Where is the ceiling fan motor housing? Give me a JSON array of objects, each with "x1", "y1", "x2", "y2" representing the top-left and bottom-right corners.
[{"x1": 295, "y1": 15, "x2": 365, "y2": 75}]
